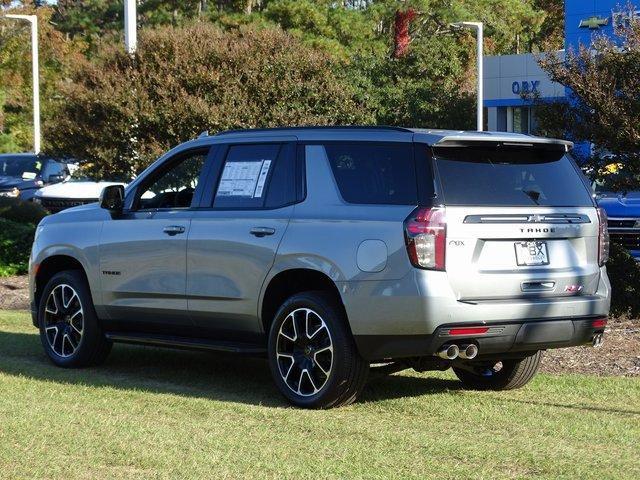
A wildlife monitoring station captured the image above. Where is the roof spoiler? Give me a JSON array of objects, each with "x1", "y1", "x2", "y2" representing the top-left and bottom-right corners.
[{"x1": 433, "y1": 135, "x2": 573, "y2": 152}]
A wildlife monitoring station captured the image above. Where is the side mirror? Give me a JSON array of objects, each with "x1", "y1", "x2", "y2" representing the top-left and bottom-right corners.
[
  {"x1": 47, "y1": 173, "x2": 65, "y2": 183},
  {"x1": 100, "y1": 185, "x2": 125, "y2": 212}
]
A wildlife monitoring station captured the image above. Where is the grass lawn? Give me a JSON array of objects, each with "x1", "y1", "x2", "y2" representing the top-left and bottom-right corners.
[{"x1": 0, "y1": 310, "x2": 638, "y2": 480}]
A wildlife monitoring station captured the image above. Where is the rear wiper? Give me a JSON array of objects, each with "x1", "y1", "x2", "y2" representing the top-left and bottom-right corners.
[{"x1": 523, "y1": 189, "x2": 541, "y2": 205}]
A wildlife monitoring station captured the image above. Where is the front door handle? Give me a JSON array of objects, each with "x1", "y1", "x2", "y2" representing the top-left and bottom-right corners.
[
  {"x1": 163, "y1": 225, "x2": 186, "y2": 236},
  {"x1": 250, "y1": 227, "x2": 276, "y2": 237}
]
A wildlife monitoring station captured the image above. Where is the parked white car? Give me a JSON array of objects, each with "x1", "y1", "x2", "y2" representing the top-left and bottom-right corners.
[{"x1": 33, "y1": 177, "x2": 125, "y2": 213}]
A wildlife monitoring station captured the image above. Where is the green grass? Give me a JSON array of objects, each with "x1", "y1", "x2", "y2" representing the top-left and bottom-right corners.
[{"x1": 0, "y1": 310, "x2": 638, "y2": 480}]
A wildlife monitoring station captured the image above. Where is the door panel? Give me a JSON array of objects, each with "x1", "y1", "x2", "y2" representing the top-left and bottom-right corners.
[
  {"x1": 99, "y1": 210, "x2": 193, "y2": 325},
  {"x1": 99, "y1": 148, "x2": 211, "y2": 328},
  {"x1": 187, "y1": 141, "x2": 297, "y2": 334},
  {"x1": 187, "y1": 208, "x2": 293, "y2": 332}
]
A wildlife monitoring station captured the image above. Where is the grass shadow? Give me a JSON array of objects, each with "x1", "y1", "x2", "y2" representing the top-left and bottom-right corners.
[{"x1": 0, "y1": 330, "x2": 459, "y2": 407}]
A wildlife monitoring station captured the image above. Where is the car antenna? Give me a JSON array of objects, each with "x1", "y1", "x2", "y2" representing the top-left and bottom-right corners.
[{"x1": 198, "y1": 131, "x2": 209, "y2": 138}]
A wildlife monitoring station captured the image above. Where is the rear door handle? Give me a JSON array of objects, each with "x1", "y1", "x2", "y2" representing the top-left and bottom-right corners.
[
  {"x1": 250, "y1": 227, "x2": 276, "y2": 237},
  {"x1": 163, "y1": 225, "x2": 186, "y2": 236}
]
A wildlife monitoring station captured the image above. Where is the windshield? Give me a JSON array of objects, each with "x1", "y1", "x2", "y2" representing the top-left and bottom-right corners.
[
  {"x1": 433, "y1": 146, "x2": 594, "y2": 207},
  {"x1": 0, "y1": 156, "x2": 42, "y2": 178}
]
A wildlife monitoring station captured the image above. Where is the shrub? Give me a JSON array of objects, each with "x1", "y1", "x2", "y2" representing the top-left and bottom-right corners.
[
  {"x1": 46, "y1": 23, "x2": 373, "y2": 180},
  {"x1": 606, "y1": 241, "x2": 640, "y2": 317},
  {"x1": 0, "y1": 197, "x2": 49, "y2": 225},
  {"x1": 0, "y1": 218, "x2": 35, "y2": 276}
]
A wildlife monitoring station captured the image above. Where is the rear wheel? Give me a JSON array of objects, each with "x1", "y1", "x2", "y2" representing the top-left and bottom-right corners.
[
  {"x1": 38, "y1": 270, "x2": 112, "y2": 368},
  {"x1": 452, "y1": 351, "x2": 542, "y2": 390},
  {"x1": 267, "y1": 291, "x2": 369, "y2": 408}
]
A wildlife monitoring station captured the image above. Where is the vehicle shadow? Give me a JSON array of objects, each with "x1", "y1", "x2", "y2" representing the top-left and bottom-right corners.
[
  {"x1": 494, "y1": 397, "x2": 640, "y2": 416},
  {"x1": 0, "y1": 330, "x2": 460, "y2": 407}
]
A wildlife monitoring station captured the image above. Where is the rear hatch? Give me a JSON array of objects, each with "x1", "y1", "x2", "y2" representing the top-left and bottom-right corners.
[{"x1": 432, "y1": 141, "x2": 601, "y2": 301}]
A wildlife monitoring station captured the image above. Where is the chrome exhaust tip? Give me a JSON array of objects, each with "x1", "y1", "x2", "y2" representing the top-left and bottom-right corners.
[
  {"x1": 459, "y1": 344, "x2": 479, "y2": 360},
  {"x1": 592, "y1": 333, "x2": 604, "y2": 348},
  {"x1": 437, "y1": 344, "x2": 459, "y2": 360}
]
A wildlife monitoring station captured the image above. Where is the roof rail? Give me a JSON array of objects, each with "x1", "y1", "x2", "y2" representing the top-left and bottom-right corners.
[{"x1": 214, "y1": 125, "x2": 414, "y2": 136}]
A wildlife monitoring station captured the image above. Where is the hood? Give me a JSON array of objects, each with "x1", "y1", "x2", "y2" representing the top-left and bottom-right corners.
[
  {"x1": 0, "y1": 175, "x2": 38, "y2": 191},
  {"x1": 597, "y1": 191, "x2": 640, "y2": 217},
  {"x1": 34, "y1": 181, "x2": 124, "y2": 199}
]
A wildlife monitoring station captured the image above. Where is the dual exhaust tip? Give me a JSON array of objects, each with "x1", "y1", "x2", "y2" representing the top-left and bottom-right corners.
[
  {"x1": 592, "y1": 333, "x2": 604, "y2": 348},
  {"x1": 437, "y1": 343, "x2": 478, "y2": 360}
]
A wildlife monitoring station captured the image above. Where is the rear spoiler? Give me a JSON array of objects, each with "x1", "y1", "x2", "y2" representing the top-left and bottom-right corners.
[{"x1": 433, "y1": 135, "x2": 573, "y2": 152}]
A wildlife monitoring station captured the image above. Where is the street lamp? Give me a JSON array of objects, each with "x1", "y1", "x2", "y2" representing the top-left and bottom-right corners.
[
  {"x1": 124, "y1": 0, "x2": 137, "y2": 54},
  {"x1": 450, "y1": 21, "x2": 483, "y2": 131},
  {"x1": 2, "y1": 14, "x2": 40, "y2": 153}
]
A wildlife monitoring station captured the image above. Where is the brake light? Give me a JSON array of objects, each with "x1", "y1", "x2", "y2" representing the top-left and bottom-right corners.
[
  {"x1": 597, "y1": 207, "x2": 610, "y2": 266},
  {"x1": 404, "y1": 207, "x2": 446, "y2": 270},
  {"x1": 592, "y1": 318, "x2": 607, "y2": 328},
  {"x1": 447, "y1": 327, "x2": 489, "y2": 336}
]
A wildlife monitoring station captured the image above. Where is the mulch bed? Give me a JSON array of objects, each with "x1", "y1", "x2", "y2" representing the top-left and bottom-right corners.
[
  {"x1": 1, "y1": 275, "x2": 638, "y2": 376},
  {"x1": 0, "y1": 275, "x2": 29, "y2": 311}
]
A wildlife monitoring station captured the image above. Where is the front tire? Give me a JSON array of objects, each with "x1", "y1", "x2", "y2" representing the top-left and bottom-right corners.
[
  {"x1": 38, "y1": 270, "x2": 112, "y2": 368},
  {"x1": 452, "y1": 351, "x2": 543, "y2": 390},
  {"x1": 267, "y1": 291, "x2": 369, "y2": 408}
]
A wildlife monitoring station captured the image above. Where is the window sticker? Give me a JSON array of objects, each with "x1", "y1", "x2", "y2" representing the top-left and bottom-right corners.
[
  {"x1": 253, "y1": 160, "x2": 271, "y2": 198},
  {"x1": 217, "y1": 160, "x2": 272, "y2": 198}
]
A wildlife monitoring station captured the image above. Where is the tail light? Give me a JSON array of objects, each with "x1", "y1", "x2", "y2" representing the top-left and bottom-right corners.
[
  {"x1": 597, "y1": 207, "x2": 609, "y2": 266},
  {"x1": 404, "y1": 207, "x2": 446, "y2": 270}
]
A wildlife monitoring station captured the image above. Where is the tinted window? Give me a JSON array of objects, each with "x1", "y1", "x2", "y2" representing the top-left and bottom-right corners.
[
  {"x1": 213, "y1": 144, "x2": 293, "y2": 209},
  {"x1": 433, "y1": 146, "x2": 593, "y2": 207},
  {"x1": 324, "y1": 143, "x2": 417, "y2": 205},
  {"x1": 0, "y1": 155, "x2": 41, "y2": 177},
  {"x1": 42, "y1": 161, "x2": 68, "y2": 180},
  {"x1": 137, "y1": 150, "x2": 208, "y2": 209}
]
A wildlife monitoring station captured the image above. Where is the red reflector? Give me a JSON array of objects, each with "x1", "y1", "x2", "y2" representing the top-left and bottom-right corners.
[
  {"x1": 447, "y1": 327, "x2": 489, "y2": 336},
  {"x1": 592, "y1": 318, "x2": 607, "y2": 328}
]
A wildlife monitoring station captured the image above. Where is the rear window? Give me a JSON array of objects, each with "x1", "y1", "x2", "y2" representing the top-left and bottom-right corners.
[
  {"x1": 433, "y1": 146, "x2": 594, "y2": 207},
  {"x1": 324, "y1": 143, "x2": 417, "y2": 205}
]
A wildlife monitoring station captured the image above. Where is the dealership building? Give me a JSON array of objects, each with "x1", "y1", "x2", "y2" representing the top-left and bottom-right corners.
[{"x1": 484, "y1": 0, "x2": 639, "y2": 133}]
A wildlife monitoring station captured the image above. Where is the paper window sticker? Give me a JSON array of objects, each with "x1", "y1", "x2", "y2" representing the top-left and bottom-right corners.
[{"x1": 253, "y1": 160, "x2": 272, "y2": 198}]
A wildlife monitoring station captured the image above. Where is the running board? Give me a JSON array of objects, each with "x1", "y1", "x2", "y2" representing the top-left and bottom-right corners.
[{"x1": 104, "y1": 332, "x2": 266, "y2": 355}]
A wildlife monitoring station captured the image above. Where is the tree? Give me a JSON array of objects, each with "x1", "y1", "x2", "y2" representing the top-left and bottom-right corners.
[
  {"x1": 534, "y1": 18, "x2": 640, "y2": 190},
  {"x1": 0, "y1": 4, "x2": 84, "y2": 153},
  {"x1": 45, "y1": 23, "x2": 373, "y2": 179}
]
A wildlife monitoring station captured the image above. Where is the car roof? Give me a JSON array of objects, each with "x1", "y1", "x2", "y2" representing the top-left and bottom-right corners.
[
  {"x1": 0, "y1": 153, "x2": 38, "y2": 158},
  {"x1": 205, "y1": 126, "x2": 573, "y2": 149}
]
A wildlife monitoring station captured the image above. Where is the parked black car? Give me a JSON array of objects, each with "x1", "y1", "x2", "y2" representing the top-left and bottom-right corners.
[{"x1": 0, "y1": 153, "x2": 71, "y2": 201}]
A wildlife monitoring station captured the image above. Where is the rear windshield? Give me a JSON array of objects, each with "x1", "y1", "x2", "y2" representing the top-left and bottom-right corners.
[{"x1": 433, "y1": 146, "x2": 594, "y2": 207}]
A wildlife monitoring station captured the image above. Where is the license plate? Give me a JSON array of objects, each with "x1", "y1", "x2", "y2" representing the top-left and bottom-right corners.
[{"x1": 514, "y1": 241, "x2": 549, "y2": 266}]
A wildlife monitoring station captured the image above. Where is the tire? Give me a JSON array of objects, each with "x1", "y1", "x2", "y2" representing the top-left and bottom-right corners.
[
  {"x1": 452, "y1": 351, "x2": 543, "y2": 391},
  {"x1": 267, "y1": 291, "x2": 369, "y2": 409},
  {"x1": 38, "y1": 270, "x2": 112, "y2": 368}
]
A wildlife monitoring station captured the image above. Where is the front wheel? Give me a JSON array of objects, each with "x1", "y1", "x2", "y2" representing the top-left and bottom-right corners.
[
  {"x1": 38, "y1": 270, "x2": 112, "y2": 368},
  {"x1": 452, "y1": 351, "x2": 543, "y2": 390},
  {"x1": 267, "y1": 291, "x2": 369, "y2": 409}
]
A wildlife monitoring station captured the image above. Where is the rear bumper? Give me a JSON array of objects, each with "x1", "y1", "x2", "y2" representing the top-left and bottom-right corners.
[{"x1": 354, "y1": 316, "x2": 607, "y2": 361}]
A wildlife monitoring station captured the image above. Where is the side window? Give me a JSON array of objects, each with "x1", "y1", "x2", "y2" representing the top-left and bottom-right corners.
[
  {"x1": 213, "y1": 143, "x2": 294, "y2": 209},
  {"x1": 42, "y1": 161, "x2": 67, "y2": 181},
  {"x1": 136, "y1": 150, "x2": 208, "y2": 210},
  {"x1": 324, "y1": 143, "x2": 417, "y2": 205}
]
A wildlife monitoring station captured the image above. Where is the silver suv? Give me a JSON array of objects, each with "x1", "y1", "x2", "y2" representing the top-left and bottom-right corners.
[{"x1": 29, "y1": 127, "x2": 611, "y2": 408}]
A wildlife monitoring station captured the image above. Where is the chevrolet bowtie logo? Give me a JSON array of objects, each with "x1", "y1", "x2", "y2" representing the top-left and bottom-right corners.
[{"x1": 579, "y1": 16, "x2": 609, "y2": 29}]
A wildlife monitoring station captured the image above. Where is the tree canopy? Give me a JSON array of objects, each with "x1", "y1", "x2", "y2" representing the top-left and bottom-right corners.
[
  {"x1": 1, "y1": 0, "x2": 564, "y2": 178},
  {"x1": 534, "y1": 19, "x2": 640, "y2": 189},
  {"x1": 46, "y1": 23, "x2": 372, "y2": 178}
]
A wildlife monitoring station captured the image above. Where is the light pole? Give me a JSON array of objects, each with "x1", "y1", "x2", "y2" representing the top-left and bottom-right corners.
[
  {"x1": 124, "y1": 0, "x2": 137, "y2": 55},
  {"x1": 450, "y1": 21, "x2": 483, "y2": 131},
  {"x1": 3, "y1": 14, "x2": 40, "y2": 153}
]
